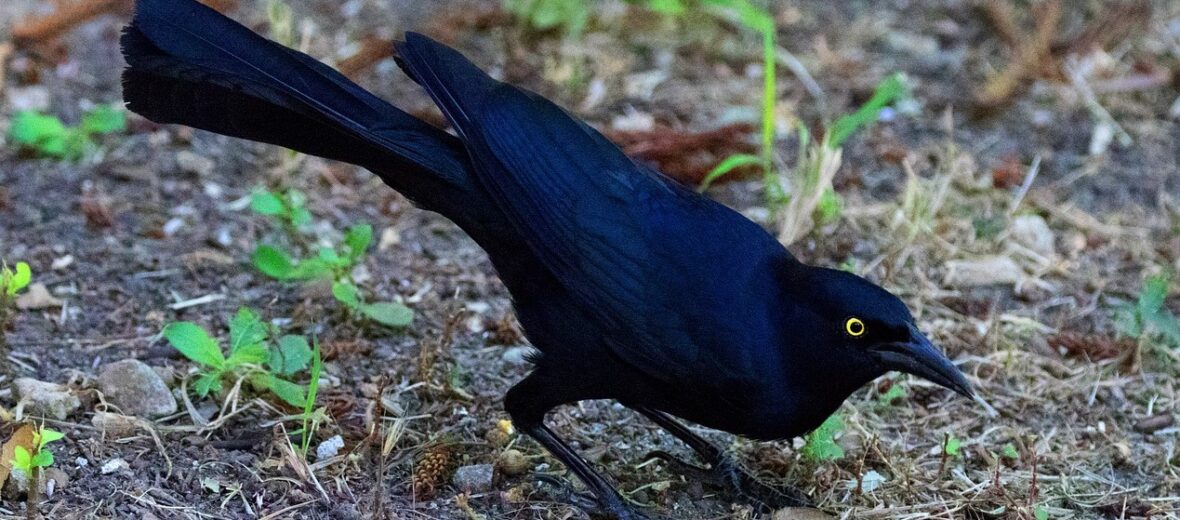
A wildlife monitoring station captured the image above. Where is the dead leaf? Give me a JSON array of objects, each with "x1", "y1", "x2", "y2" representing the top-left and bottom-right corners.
[
  {"x1": 0, "y1": 424, "x2": 36, "y2": 490},
  {"x1": 15, "y1": 283, "x2": 63, "y2": 310}
]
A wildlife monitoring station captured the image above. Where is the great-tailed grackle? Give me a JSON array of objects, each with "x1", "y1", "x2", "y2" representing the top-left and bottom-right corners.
[{"x1": 120, "y1": 1, "x2": 976, "y2": 517}]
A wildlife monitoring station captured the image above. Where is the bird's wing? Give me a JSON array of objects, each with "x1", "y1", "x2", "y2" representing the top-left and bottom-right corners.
[{"x1": 395, "y1": 33, "x2": 786, "y2": 389}]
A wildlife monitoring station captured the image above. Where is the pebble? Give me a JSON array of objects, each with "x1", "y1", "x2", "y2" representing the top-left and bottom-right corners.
[
  {"x1": 316, "y1": 435, "x2": 345, "y2": 460},
  {"x1": 6, "y1": 85, "x2": 50, "y2": 111},
  {"x1": 15, "y1": 283, "x2": 63, "y2": 310},
  {"x1": 495, "y1": 449, "x2": 530, "y2": 476},
  {"x1": 98, "y1": 359, "x2": 178, "y2": 418},
  {"x1": 452, "y1": 464, "x2": 495, "y2": 493},
  {"x1": 175, "y1": 150, "x2": 214, "y2": 177},
  {"x1": 101, "y1": 458, "x2": 129, "y2": 475},
  {"x1": 944, "y1": 256, "x2": 1024, "y2": 287},
  {"x1": 14, "y1": 378, "x2": 80, "y2": 420},
  {"x1": 500, "y1": 346, "x2": 536, "y2": 366},
  {"x1": 91, "y1": 411, "x2": 141, "y2": 438},
  {"x1": 1010, "y1": 215, "x2": 1055, "y2": 258}
]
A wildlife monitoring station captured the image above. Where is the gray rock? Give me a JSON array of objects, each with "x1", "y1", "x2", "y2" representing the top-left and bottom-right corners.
[
  {"x1": 944, "y1": 256, "x2": 1024, "y2": 287},
  {"x1": 1010, "y1": 215, "x2": 1056, "y2": 258},
  {"x1": 452, "y1": 464, "x2": 495, "y2": 493},
  {"x1": 175, "y1": 150, "x2": 214, "y2": 177},
  {"x1": 15, "y1": 378, "x2": 80, "y2": 420},
  {"x1": 98, "y1": 359, "x2": 177, "y2": 418}
]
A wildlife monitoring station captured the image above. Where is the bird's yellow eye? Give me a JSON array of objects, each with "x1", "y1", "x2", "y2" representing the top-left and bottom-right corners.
[{"x1": 845, "y1": 317, "x2": 866, "y2": 337}]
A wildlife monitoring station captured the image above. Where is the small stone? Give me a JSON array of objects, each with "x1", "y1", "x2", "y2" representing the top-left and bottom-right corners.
[
  {"x1": 1133, "y1": 413, "x2": 1174, "y2": 434},
  {"x1": 100, "y1": 458, "x2": 129, "y2": 475},
  {"x1": 1010, "y1": 215, "x2": 1055, "y2": 258},
  {"x1": 7, "y1": 85, "x2": 51, "y2": 111},
  {"x1": 500, "y1": 346, "x2": 536, "y2": 366},
  {"x1": 43, "y1": 468, "x2": 68, "y2": 497},
  {"x1": 944, "y1": 256, "x2": 1024, "y2": 287},
  {"x1": 773, "y1": 508, "x2": 835, "y2": 520},
  {"x1": 91, "y1": 411, "x2": 141, "y2": 438},
  {"x1": 15, "y1": 378, "x2": 80, "y2": 420},
  {"x1": 98, "y1": 359, "x2": 177, "y2": 418},
  {"x1": 495, "y1": 449, "x2": 530, "y2": 476},
  {"x1": 316, "y1": 435, "x2": 345, "y2": 460},
  {"x1": 175, "y1": 150, "x2": 214, "y2": 177},
  {"x1": 15, "y1": 283, "x2": 63, "y2": 310},
  {"x1": 452, "y1": 464, "x2": 495, "y2": 493}
]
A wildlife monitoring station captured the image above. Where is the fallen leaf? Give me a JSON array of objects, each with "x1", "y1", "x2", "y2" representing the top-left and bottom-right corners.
[
  {"x1": 15, "y1": 283, "x2": 63, "y2": 309},
  {"x1": 0, "y1": 424, "x2": 37, "y2": 489}
]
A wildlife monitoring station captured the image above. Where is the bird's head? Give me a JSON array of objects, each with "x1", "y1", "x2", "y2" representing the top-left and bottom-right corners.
[{"x1": 789, "y1": 266, "x2": 974, "y2": 399}]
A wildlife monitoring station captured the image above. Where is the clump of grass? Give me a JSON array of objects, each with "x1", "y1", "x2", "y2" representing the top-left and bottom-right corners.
[{"x1": 1115, "y1": 273, "x2": 1180, "y2": 366}]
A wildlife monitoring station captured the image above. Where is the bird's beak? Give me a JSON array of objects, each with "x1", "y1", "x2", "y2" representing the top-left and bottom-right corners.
[{"x1": 874, "y1": 324, "x2": 973, "y2": 398}]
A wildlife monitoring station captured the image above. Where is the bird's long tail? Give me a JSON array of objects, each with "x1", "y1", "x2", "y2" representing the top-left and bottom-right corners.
[{"x1": 120, "y1": 0, "x2": 478, "y2": 216}]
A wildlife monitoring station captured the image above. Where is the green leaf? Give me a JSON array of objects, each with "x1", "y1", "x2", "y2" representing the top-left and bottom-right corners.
[
  {"x1": 193, "y1": 371, "x2": 223, "y2": 397},
  {"x1": 31, "y1": 450, "x2": 53, "y2": 468},
  {"x1": 802, "y1": 413, "x2": 845, "y2": 461},
  {"x1": 163, "y1": 322, "x2": 225, "y2": 369},
  {"x1": 344, "y1": 224, "x2": 373, "y2": 261},
  {"x1": 252, "y1": 245, "x2": 296, "y2": 280},
  {"x1": 360, "y1": 301, "x2": 414, "y2": 328},
  {"x1": 1034, "y1": 506, "x2": 1049, "y2": 520},
  {"x1": 12, "y1": 446, "x2": 32, "y2": 472},
  {"x1": 1000, "y1": 443, "x2": 1019, "y2": 460},
  {"x1": 229, "y1": 308, "x2": 268, "y2": 354},
  {"x1": 877, "y1": 383, "x2": 906, "y2": 405},
  {"x1": 698, "y1": 153, "x2": 762, "y2": 191},
  {"x1": 644, "y1": 0, "x2": 685, "y2": 15},
  {"x1": 259, "y1": 374, "x2": 307, "y2": 407},
  {"x1": 290, "y1": 207, "x2": 313, "y2": 228},
  {"x1": 331, "y1": 282, "x2": 361, "y2": 309},
  {"x1": 38, "y1": 429, "x2": 64, "y2": 448},
  {"x1": 288, "y1": 258, "x2": 334, "y2": 280},
  {"x1": 273, "y1": 335, "x2": 312, "y2": 375},
  {"x1": 80, "y1": 105, "x2": 126, "y2": 135},
  {"x1": 250, "y1": 191, "x2": 285, "y2": 216},
  {"x1": 1139, "y1": 275, "x2": 1168, "y2": 317},
  {"x1": 944, "y1": 435, "x2": 962, "y2": 457},
  {"x1": 317, "y1": 247, "x2": 344, "y2": 266},
  {"x1": 816, "y1": 188, "x2": 843, "y2": 224},
  {"x1": 9, "y1": 111, "x2": 67, "y2": 153},
  {"x1": 226, "y1": 342, "x2": 269, "y2": 367},
  {"x1": 827, "y1": 73, "x2": 906, "y2": 149}
]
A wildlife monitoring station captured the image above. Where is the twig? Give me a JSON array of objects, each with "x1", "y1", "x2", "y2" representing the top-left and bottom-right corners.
[
  {"x1": 337, "y1": 37, "x2": 393, "y2": 78},
  {"x1": 1007, "y1": 155, "x2": 1041, "y2": 215}
]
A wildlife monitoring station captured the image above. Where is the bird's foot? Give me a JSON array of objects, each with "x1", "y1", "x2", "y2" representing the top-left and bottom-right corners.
[
  {"x1": 645, "y1": 450, "x2": 810, "y2": 511},
  {"x1": 534, "y1": 475, "x2": 655, "y2": 520}
]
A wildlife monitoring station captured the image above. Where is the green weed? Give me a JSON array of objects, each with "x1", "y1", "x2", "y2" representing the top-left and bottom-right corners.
[
  {"x1": 0, "y1": 261, "x2": 32, "y2": 365},
  {"x1": 9, "y1": 105, "x2": 125, "y2": 160},
  {"x1": 250, "y1": 189, "x2": 414, "y2": 328},
  {"x1": 802, "y1": 413, "x2": 845, "y2": 461},
  {"x1": 163, "y1": 308, "x2": 315, "y2": 407},
  {"x1": 10, "y1": 424, "x2": 63, "y2": 519},
  {"x1": 1115, "y1": 274, "x2": 1180, "y2": 366}
]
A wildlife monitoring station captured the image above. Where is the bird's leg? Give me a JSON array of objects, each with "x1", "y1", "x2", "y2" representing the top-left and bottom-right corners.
[
  {"x1": 506, "y1": 373, "x2": 651, "y2": 520},
  {"x1": 635, "y1": 406, "x2": 810, "y2": 511}
]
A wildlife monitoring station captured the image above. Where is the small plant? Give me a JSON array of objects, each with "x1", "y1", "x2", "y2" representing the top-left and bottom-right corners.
[
  {"x1": 504, "y1": 0, "x2": 592, "y2": 37},
  {"x1": 250, "y1": 189, "x2": 413, "y2": 328},
  {"x1": 296, "y1": 340, "x2": 324, "y2": 457},
  {"x1": 8, "y1": 104, "x2": 126, "y2": 160},
  {"x1": 10, "y1": 424, "x2": 64, "y2": 520},
  {"x1": 0, "y1": 261, "x2": 32, "y2": 373},
  {"x1": 943, "y1": 434, "x2": 962, "y2": 457},
  {"x1": 1115, "y1": 274, "x2": 1180, "y2": 350},
  {"x1": 163, "y1": 308, "x2": 314, "y2": 407},
  {"x1": 801, "y1": 413, "x2": 845, "y2": 461}
]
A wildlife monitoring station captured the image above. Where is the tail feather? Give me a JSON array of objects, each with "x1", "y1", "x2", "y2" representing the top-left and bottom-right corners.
[{"x1": 121, "y1": 0, "x2": 473, "y2": 213}]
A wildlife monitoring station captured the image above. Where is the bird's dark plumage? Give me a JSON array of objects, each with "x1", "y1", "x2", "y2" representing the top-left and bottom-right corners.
[{"x1": 121, "y1": 1, "x2": 976, "y2": 517}]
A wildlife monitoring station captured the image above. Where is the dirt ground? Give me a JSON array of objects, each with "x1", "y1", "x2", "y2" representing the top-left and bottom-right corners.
[{"x1": 1, "y1": 0, "x2": 1179, "y2": 519}]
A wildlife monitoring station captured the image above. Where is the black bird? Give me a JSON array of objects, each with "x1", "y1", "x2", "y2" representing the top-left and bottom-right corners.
[{"x1": 121, "y1": 0, "x2": 976, "y2": 517}]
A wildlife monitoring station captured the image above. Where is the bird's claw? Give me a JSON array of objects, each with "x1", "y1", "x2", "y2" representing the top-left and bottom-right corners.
[
  {"x1": 644, "y1": 450, "x2": 810, "y2": 511},
  {"x1": 533, "y1": 474, "x2": 654, "y2": 520}
]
